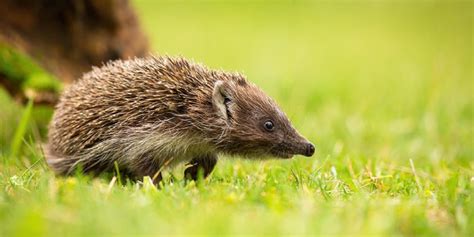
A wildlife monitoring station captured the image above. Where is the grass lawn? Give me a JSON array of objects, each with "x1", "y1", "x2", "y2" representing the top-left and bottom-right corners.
[{"x1": 0, "y1": 0, "x2": 473, "y2": 236}]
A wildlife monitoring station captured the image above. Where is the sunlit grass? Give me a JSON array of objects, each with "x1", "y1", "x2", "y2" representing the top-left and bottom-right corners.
[{"x1": 0, "y1": 0, "x2": 472, "y2": 236}]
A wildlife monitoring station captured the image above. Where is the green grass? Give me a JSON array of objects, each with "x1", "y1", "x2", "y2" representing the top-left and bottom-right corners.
[
  {"x1": 0, "y1": 43, "x2": 62, "y2": 93},
  {"x1": 0, "y1": 0, "x2": 473, "y2": 236}
]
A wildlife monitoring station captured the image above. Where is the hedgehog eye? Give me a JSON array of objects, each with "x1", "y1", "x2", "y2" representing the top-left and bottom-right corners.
[{"x1": 263, "y1": 120, "x2": 275, "y2": 132}]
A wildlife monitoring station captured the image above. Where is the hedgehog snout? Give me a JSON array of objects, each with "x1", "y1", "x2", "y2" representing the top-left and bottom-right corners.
[
  {"x1": 304, "y1": 143, "x2": 315, "y2": 157},
  {"x1": 291, "y1": 136, "x2": 315, "y2": 157}
]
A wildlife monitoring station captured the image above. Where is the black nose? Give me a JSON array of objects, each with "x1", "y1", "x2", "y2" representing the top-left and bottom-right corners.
[{"x1": 305, "y1": 143, "x2": 315, "y2": 157}]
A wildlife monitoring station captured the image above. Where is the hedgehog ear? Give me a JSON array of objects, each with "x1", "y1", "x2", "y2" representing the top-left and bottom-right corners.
[{"x1": 212, "y1": 80, "x2": 232, "y2": 121}]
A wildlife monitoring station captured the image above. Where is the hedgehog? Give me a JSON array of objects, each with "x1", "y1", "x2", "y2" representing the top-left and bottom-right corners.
[{"x1": 46, "y1": 56, "x2": 315, "y2": 183}]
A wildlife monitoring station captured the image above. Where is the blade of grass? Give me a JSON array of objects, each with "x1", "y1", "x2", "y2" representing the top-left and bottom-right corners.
[
  {"x1": 9, "y1": 99, "x2": 33, "y2": 160},
  {"x1": 410, "y1": 159, "x2": 423, "y2": 192},
  {"x1": 114, "y1": 161, "x2": 123, "y2": 186}
]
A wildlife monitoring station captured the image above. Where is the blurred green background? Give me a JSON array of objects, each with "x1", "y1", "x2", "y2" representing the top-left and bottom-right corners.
[{"x1": 0, "y1": 0, "x2": 472, "y2": 236}]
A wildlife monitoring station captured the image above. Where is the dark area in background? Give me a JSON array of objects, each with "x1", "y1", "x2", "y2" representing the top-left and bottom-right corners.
[{"x1": 0, "y1": 0, "x2": 148, "y2": 104}]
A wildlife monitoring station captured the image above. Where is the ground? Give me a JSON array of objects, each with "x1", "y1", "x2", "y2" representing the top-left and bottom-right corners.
[{"x1": 0, "y1": 1, "x2": 472, "y2": 236}]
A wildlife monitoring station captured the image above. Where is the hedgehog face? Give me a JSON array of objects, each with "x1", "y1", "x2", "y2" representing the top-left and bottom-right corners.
[{"x1": 212, "y1": 79, "x2": 315, "y2": 159}]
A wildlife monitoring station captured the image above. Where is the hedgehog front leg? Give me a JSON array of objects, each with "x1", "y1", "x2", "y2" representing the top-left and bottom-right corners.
[{"x1": 184, "y1": 154, "x2": 217, "y2": 181}]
